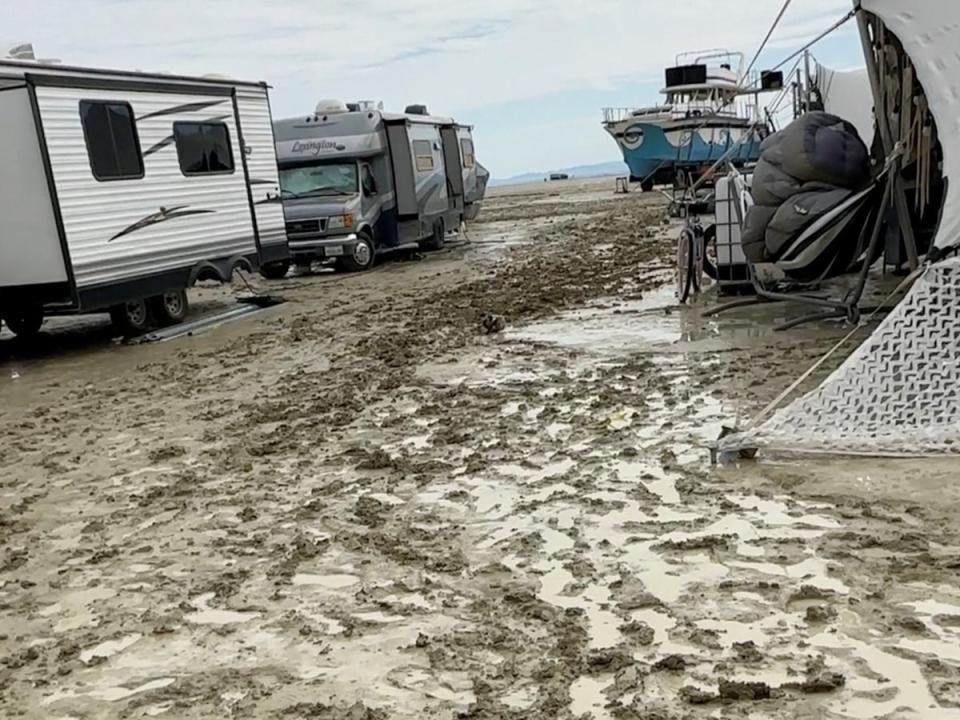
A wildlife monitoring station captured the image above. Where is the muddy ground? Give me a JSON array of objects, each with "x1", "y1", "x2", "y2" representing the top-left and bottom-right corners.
[{"x1": 2, "y1": 176, "x2": 960, "y2": 720}]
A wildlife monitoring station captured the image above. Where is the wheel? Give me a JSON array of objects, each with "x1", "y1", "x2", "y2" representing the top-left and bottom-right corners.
[
  {"x1": 677, "y1": 227, "x2": 697, "y2": 304},
  {"x1": 3, "y1": 305, "x2": 44, "y2": 339},
  {"x1": 338, "y1": 231, "x2": 375, "y2": 272},
  {"x1": 110, "y1": 298, "x2": 152, "y2": 336},
  {"x1": 692, "y1": 225, "x2": 705, "y2": 292},
  {"x1": 421, "y1": 219, "x2": 445, "y2": 251},
  {"x1": 702, "y1": 224, "x2": 718, "y2": 280},
  {"x1": 640, "y1": 179, "x2": 654, "y2": 192},
  {"x1": 149, "y1": 290, "x2": 189, "y2": 327},
  {"x1": 259, "y1": 260, "x2": 291, "y2": 280}
]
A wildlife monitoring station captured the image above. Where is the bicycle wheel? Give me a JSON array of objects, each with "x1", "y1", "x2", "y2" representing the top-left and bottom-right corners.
[{"x1": 677, "y1": 227, "x2": 695, "y2": 304}]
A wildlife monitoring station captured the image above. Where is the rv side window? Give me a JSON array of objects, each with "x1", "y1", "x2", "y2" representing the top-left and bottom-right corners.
[
  {"x1": 413, "y1": 140, "x2": 434, "y2": 172},
  {"x1": 79, "y1": 101, "x2": 144, "y2": 181},
  {"x1": 460, "y1": 139, "x2": 476, "y2": 169},
  {"x1": 173, "y1": 122, "x2": 235, "y2": 176}
]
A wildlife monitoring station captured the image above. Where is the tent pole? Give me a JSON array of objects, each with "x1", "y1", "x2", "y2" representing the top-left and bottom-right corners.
[{"x1": 856, "y1": 7, "x2": 920, "y2": 270}]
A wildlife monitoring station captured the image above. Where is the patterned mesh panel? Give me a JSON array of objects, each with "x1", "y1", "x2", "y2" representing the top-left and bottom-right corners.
[{"x1": 719, "y1": 257, "x2": 960, "y2": 456}]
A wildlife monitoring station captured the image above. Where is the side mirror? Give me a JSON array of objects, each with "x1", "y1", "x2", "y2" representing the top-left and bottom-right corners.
[{"x1": 360, "y1": 165, "x2": 376, "y2": 196}]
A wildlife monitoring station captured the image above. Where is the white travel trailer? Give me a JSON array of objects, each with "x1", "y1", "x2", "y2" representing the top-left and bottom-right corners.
[
  {"x1": 268, "y1": 102, "x2": 484, "y2": 275},
  {"x1": 0, "y1": 58, "x2": 288, "y2": 337}
]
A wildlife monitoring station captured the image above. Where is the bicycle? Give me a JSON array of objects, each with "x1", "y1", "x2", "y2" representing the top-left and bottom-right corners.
[
  {"x1": 662, "y1": 168, "x2": 713, "y2": 303},
  {"x1": 676, "y1": 207, "x2": 706, "y2": 304}
]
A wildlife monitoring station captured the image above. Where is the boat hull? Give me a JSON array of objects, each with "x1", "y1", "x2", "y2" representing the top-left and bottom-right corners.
[{"x1": 605, "y1": 118, "x2": 764, "y2": 183}]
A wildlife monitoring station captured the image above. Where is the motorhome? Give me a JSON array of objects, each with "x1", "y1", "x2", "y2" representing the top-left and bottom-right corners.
[
  {"x1": 0, "y1": 56, "x2": 287, "y2": 337},
  {"x1": 267, "y1": 101, "x2": 484, "y2": 275}
]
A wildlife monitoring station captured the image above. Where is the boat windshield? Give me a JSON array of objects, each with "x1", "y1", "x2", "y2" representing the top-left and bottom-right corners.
[
  {"x1": 668, "y1": 89, "x2": 722, "y2": 104},
  {"x1": 279, "y1": 162, "x2": 358, "y2": 198}
]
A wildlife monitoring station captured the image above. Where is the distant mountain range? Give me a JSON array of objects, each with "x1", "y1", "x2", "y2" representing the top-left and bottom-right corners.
[{"x1": 490, "y1": 161, "x2": 626, "y2": 187}]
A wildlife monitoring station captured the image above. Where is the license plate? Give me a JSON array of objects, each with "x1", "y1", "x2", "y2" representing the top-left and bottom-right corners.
[{"x1": 324, "y1": 245, "x2": 343, "y2": 257}]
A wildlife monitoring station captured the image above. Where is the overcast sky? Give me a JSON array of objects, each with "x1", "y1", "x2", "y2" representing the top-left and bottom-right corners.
[{"x1": 5, "y1": 0, "x2": 862, "y2": 178}]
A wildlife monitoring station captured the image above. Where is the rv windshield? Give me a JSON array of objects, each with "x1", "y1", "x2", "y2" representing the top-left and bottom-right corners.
[{"x1": 278, "y1": 163, "x2": 358, "y2": 198}]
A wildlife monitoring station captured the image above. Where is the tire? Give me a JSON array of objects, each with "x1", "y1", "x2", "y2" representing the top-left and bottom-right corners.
[
  {"x1": 259, "y1": 260, "x2": 291, "y2": 280},
  {"x1": 702, "y1": 224, "x2": 718, "y2": 280},
  {"x1": 677, "y1": 228, "x2": 697, "y2": 304},
  {"x1": 640, "y1": 179, "x2": 654, "y2": 193},
  {"x1": 110, "y1": 298, "x2": 152, "y2": 337},
  {"x1": 3, "y1": 305, "x2": 44, "y2": 339},
  {"x1": 690, "y1": 226, "x2": 704, "y2": 295},
  {"x1": 338, "y1": 231, "x2": 375, "y2": 272},
  {"x1": 149, "y1": 290, "x2": 189, "y2": 327},
  {"x1": 421, "y1": 219, "x2": 445, "y2": 251}
]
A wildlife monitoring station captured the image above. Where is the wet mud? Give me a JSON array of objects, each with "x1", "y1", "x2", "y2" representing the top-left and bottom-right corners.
[{"x1": 2, "y1": 177, "x2": 960, "y2": 719}]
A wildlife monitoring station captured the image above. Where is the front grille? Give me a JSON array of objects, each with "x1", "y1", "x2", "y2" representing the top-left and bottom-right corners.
[{"x1": 285, "y1": 219, "x2": 326, "y2": 236}]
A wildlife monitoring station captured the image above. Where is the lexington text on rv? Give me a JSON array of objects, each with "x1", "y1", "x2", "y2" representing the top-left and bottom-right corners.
[
  {"x1": 0, "y1": 59, "x2": 288, "y2": 337},
  {"x1": 265, "y1": 101, "x2": 488, "y2": 276}
]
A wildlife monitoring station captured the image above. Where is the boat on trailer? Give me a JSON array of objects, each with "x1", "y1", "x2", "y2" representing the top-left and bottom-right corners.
[{"x1": 602, "y1": 50, "x2": 773, "y2": 190}]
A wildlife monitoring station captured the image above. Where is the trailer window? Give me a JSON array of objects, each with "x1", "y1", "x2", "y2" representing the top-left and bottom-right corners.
[
  {"x1": 173, "y1": 122, "x2": 235, "y2": 176},
  {"x1": 460, "y1": 139, "x2": 476, "y2": 169},
  {"x1": 79, "y1": 101, "x2": 144, "y2": 181},
  {"x1": 413, "y1": 140, "x2": 434, "y2": 172}
]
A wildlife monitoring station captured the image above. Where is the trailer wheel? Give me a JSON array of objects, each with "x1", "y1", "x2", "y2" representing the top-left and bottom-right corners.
[
  {"x1": 149, "y1": 290, "x2": 189, "y2": 327},
  {"x1": 260, "y1": 260, "x2": 291, "y2": 280},
  {"x1": 422, "y1": 219, "x2": 445, "y2": 251},
  {"x1": 640, "y1": 179, "x2": 655, "y2": 192},
  {"x1": 3, "y1": 306, "x2": 44, "y2": 339},
  {"x1": 338, "y1": 231, "x2": 375, "y2": 272},
  {"x1": 110, "y1": 299, "x2": 152, "y2": 337}
]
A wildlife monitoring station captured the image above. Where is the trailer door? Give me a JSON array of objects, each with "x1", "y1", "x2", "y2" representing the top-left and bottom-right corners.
[
  {"x1": 384, "y1": 119, "x2": 418, "y2": 219},
  {"x1": 0, "y1": 85, "x2": 69, "y2": 290},
  {"x1": 234, "y1": 85, "x2": 288, "y2": 265},
  {"x1": 439, "y1": 125, "x2": 465, "y2": 212}
]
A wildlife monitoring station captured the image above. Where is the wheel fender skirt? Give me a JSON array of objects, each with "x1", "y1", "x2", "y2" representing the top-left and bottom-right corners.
[
  {"x1": 188, "y1": 261, "x2": 228, "y2": 285},
  {"x1": 187, "y1": 255, "x2": 254, "y2": 285},
  {"x1": 228, "y1": 254, "x2": 255, "y2": 276}
]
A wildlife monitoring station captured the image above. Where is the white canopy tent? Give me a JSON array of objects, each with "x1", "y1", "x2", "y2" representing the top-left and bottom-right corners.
[
  {"x1": 814, "y1": 63, "x2": 874, "y2": 149},
  {"x1": 861, "y1": 0, "x2": 960, "y2": 254}
]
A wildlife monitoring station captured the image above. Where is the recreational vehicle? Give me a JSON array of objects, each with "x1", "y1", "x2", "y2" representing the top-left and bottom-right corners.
[
  {"x1": 267, "y1": 101, "x2": 483, "y2": 276},
  {"x1": 0, "y1": 58, "x2": 288, "y2": 338}
]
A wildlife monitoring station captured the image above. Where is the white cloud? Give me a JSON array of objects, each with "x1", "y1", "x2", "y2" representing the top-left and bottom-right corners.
[{"x1": 3, "y1": 0, "x2": 858, "y2": 176}]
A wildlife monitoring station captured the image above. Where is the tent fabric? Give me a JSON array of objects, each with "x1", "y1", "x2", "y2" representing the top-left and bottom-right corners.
[
  {"x1": 718, "y1": 257, "x2": 960, "y2": 456},
  {"x1": 813, "y1": 63, "x2": 875, "y2": 150},
  {"x1": 862, "y1": 0, "x2": 960, "y2": 251}
]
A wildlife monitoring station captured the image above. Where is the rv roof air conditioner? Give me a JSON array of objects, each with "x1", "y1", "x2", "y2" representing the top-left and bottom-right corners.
[
  {"x1": 405, "y1": 104, "x2": 429, "y2": 116},
  {"x1": 316, "y1": 99, "x2": 349, "y2": 116},
  {"x1": 5, "y1": 42, "x2": 60, "y2": 64},
  {"x1": 6, "y1": 43, "x2": 35, "y2": 60}
]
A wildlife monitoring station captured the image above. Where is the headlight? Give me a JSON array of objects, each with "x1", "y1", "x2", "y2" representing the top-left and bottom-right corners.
[{"x1": 327, "y1": 214, "x2": 353, "y2": 230}]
